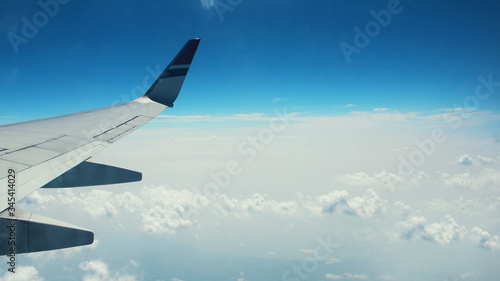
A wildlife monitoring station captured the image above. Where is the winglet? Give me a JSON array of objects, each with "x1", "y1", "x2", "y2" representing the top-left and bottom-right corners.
[{"x1": 144, "y1": 38, "x2": 201, "y2": 107}]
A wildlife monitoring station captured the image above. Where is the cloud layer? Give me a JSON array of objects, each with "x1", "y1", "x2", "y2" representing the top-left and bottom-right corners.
[{"x1": 25, "y1": 183, "x2": 500, "y2": 252}]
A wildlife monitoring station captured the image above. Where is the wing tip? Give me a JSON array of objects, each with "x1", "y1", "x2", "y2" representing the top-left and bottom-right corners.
[
  {"x1": 144, "y1": 38, "x2": 201, "y2": 106},
  {"x1": 170, "y1": 38, "x2": 201, "y2": 66}
]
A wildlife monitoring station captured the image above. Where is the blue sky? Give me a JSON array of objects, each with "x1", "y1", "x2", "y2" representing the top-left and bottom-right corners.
[
  {"x1": 1, "y1": 1, "x2": 500, "y2": 281},
  {"x1": 1, "y1": 0, "x2": 500, "y2": 120}
]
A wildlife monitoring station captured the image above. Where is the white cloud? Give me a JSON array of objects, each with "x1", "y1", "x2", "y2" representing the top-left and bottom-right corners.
[
  {"x1": 235, "y1": 271, "x2": 246, "y2": 281},
  {"x1": 215, "y1": 193, "x2": 297, "y2": 217},
  {"x1": 454, "y1": 196, "x2": 500, "y2": 213},
  {"x1": 399, "y1": 215, "x2": 467, "y2": 245},
  {"x1": 457, "y1": 154, "x2": 474, "y2": 165},
  {"x1": 315, "y1": 189, "x2": 387, "y2": 218},
  {"x1": 338, "y1": 104, "x2": 355, "y2": 108},
  {"x1": 311, "y1": 190, "x2": 348, "y2": 215},
  {"x1": 350, "y1": 110, "x2": 419, "y2": 123},
  {"x1": 156, "y1": 111, "x2": 297, "y2": 123},
  {"x1": 152, "y1": 109, "x2": 499, "y2": 129},
  {"x1": 441, "y1": 170, "x2": 474, "y2": 188},
  {"x1": 138, "y1": 187, "x2": 209, "y2": 235},
  {"x1": 79, "y1": 190, "x2": 117, "y2": 217},
  {"x1": 0, "y1": 266, "x2": 43, "y2": 281},
  {"x1": 326, "y1": 274, "x2": 344, "y2": 280},
  {"x1": 26, "y1": 189, "x2": 117, "y2": 218},
  {"x1": 325, "y1": 257, "x2": 341, "y2": 264},
  {"x1": 470, "y1": 227, "x2": 500, "y2": 250},
  {"x1": 393, "y1": 201, "x2": 413, "y2": 219},
  {"x1": 476, "y1": 155, "x2": 495, "y2": 165},
  {"x1": 79, "y1": 259, "x2": 139, "y2": 281},
  {"x1": 200, "y1": 0, "x2": 214, "y2": 9},
  {"x1": 27, "y1": 186, "x2": 210, "y2": 235},
  {"x1": 399, "y1": 215, "x2": 427, "y2": 241},
  {"x1": 344, "y1": 189, "x2": 387, "y2": 218},
  {"x1": 343, "y1": 273, "x2": 369, "y2": 279},
  {"x1": 423, "y1": 215, "x2": 467, "y2": 245},
  {"x1": 424, "y1": 196, "x2": 500, "y2": 216},
  {"x1": 25, "y1": 187, "x2": 389, "y2": 235},
  {"x1": 300, "y1": 249, "x2": 316, "y2": 255},
  {"x1": 394, "y1": 202, "x2": 500, "y2": 251},
  {"x1": 114, "y1": 191, "x2": 145, "y2": 214},
  {"x1": 441, "y1": 168, "x2": 500, "y2": 189},
  {"x1": 23, "y1": 190, "x2": 55, "y2": 205},
  {"x1": 460, "y1": 272, "x2": 475, "y2": 280},
  {"x1": 338, "y1": 170, "x2": 403, "y2": 188},
  {"x1": 26, "y1": 183, "x2": 500, "y2": 252},
  {"x1": 141, "y1": 205, "x2": 192, "y2": 235},
  {"x1": 270, "y1": 97, "x2": 289, "y2": 103},
  {"x1": 80, "y1": 260, "x2": 109, "y2": 281},
  {"x1": 27, "y1": 240, "x2": 99, "y2": 260},
  {"x1": 457, "y1": 154, "x2": 495, "y2": 165},
  {"x1": 337, "y1": 170, "x2": 427, "y2": 190}
]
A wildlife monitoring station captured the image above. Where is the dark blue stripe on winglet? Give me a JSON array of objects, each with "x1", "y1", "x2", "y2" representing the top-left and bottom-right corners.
[{"x1": 165, "y1": 68, "x2": 189, "y2": 78}]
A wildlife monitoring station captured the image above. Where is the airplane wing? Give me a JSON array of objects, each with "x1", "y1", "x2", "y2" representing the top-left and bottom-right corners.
[{"x1": 0, "y1": 38, "x2": 200, "y2": 255}]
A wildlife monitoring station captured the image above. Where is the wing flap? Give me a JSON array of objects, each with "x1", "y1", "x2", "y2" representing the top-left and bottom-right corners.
[
  {"x1": 0, "y1": 209, "x2": 93, "y2": 255},
  {"x1": 0, "y1": 142, "x2": 105, "y2": 206},
  {"x1": 92, "y1": 115, "x2": 152, "y2": 143},
  {"x1": 1, "y1": 147, "x2": 61, "y2": 166},
  {"x1": 0, "y1": 160, "x2": 29, "y2": 178},
  {"x1": 35, "y1": 135, "x2": 89, "y2": 154}
]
